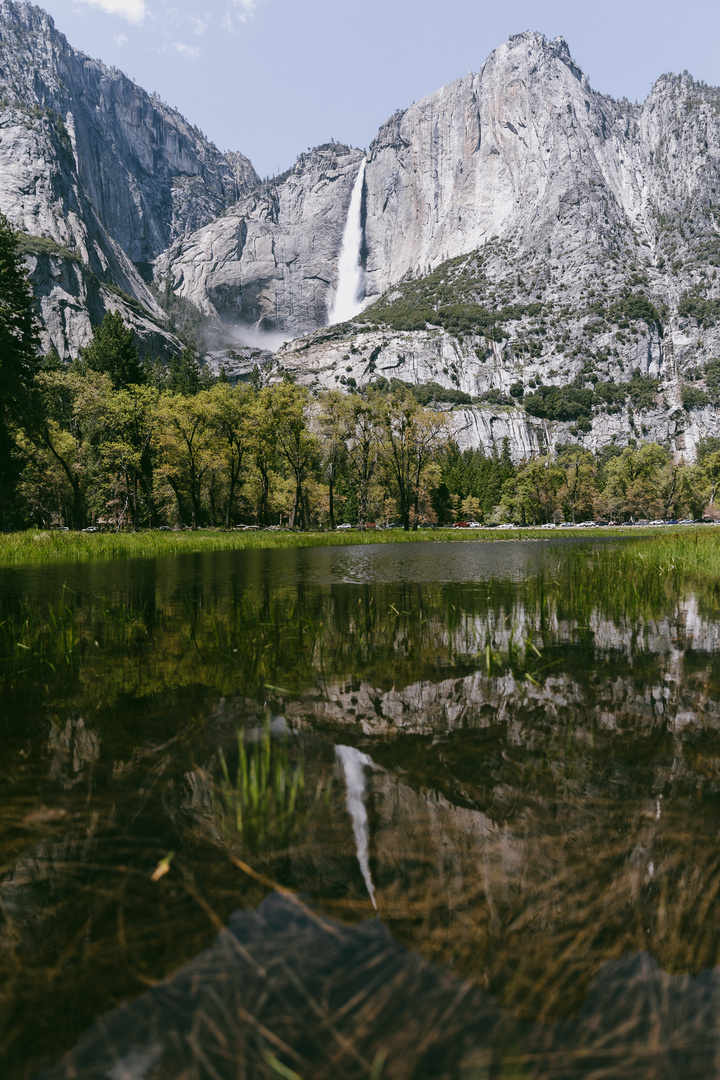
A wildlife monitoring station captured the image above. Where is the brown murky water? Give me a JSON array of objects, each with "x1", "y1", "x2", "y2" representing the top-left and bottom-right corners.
[{"x1": 2, "y1": 541, "x2": 720, "y2": 1079}]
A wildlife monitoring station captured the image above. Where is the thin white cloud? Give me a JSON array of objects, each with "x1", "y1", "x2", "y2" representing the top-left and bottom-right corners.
[
  {"x1": 113, "y1": 32, "x2": 128, "y2": 45},
  {"x1": 233, "y1": 0, "x2": 257, "y2": 21},
  {"x1": 188, "y1": 14, "x2": 210, "y2": 36},
  {"x1": 223, "y1": 0, "x2": 259, "y2": 32},
  {"x1": 163, "y1": 41, "x2": 201, "y2": 59},
  {"x1": 79, "y1": 0, "x2": 147, "y2": 24}
]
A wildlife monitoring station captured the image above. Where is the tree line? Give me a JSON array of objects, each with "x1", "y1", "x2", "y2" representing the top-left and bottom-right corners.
[{"x1": 2, "y1": 214, "x2": 720, "y2": 531}]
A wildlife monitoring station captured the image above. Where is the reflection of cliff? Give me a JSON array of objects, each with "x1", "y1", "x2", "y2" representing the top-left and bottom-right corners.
[{"x1": 287, "y1": 599, "x2": 720, "y2": 738}]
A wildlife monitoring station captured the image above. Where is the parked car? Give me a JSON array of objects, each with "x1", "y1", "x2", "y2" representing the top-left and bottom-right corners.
[{"x1": 336, "y1": 523, "x2": 353, "y2": 530}]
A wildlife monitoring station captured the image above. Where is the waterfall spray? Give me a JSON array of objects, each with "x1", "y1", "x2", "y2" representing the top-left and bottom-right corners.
[
  {"x1": 336, "y1": 744, "x2": 377, "y2": 909},
  {"x1": 329, "y1": 159, "x2": 367, "y2": 325}
]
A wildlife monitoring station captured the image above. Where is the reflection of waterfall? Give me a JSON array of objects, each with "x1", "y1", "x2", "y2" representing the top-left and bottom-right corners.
[
  {"x1": 336, "y1": 745, "x2": 377, "y2": 908},
  {"x1": 328, "y1": 159, "x2": 366, "y2": 325}
]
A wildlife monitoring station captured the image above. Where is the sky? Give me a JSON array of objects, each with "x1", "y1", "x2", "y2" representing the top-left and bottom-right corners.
[{"x1": 36, "y1": 0, "x2": 720, "y2": 178}]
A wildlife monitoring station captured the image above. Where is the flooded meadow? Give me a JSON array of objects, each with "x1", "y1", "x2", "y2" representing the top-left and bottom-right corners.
[{"x1": 3, "y1": 538, "x2": 720, "y2": 1079}]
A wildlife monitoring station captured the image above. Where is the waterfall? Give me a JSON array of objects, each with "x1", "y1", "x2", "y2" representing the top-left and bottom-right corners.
[
  {"x1": 328, "y1": 159, "x2": 367, "y2": 325},
  {"x1": 336, "y1": 744, "x2": 377, "y2": 909}
]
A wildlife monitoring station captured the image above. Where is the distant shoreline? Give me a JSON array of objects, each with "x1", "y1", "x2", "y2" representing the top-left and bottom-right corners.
[{"x1": 0, "y1": 525, "x2": 703, "y2": 566}]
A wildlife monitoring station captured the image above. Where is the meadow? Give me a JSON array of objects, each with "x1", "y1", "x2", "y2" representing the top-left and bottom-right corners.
[{"x1": 0, "y1": 522, "x2": 689, "y2": 566}]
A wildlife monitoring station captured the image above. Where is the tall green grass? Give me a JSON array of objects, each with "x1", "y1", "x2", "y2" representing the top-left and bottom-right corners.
[
  {"x1": 217, "y1": 720, "x2": 329, "y2": 850},
  {"x1": 0, "y1": 525, "x2": 641, "y2": 565}
]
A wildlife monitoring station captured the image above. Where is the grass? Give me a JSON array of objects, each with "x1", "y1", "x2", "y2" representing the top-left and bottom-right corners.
[
  {"x1": 0, "y1": 524, "x2": 665, "y2": 566},
  {"x1": 217, "y1": 719, "x2": 330, "y2": 850}
]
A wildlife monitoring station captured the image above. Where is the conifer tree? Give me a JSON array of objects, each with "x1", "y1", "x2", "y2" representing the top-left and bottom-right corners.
[
  {"x1": 77, "y1": 309, "x2": 144, "y2": 389},
  {"x1": 0, "y1": 213, "x2": 40, "y2": 527}
]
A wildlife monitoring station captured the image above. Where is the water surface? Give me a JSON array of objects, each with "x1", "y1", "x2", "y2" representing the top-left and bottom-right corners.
[{"x1": 2, "y1": 539, "x2": 719, "y2": 1079}]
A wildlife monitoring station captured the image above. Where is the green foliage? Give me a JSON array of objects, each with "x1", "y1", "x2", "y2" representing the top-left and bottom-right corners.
[
  {"x1": 358, "y1": 252, "x2": 543, "y2": 338},
  {"x1": 705, "y1": 358, "x2": 720, "y2": 404},
  {"x1": 411, "y1": 381, "x2": 473, "y2": 406},
  {"x1": 524, "y1": 371, "x2": 660, "y2": 421},
  {"x1": 372, "y1": 378, "x2": 474, "y2": 407},
  {"x1": 476, "y1": 388, "x2": 514, "y2": 406},
  {"x1": 625, "y1": 370, "x2": 661, "y2": 411},
  {"x1": 523, "y1": 383, "x2": 594, "y2": 421},
  {"x1": 14, "y1": 232, "x2": 82, "y2": 264},
  {"x1": 148, "y1": 347, "x2": 214, "y2": 395},
  {"x1": 682, "y1": 385, "x2": 709, "y2": 411},
  {"x1": 75, "y1": 310, "x2": 144, "y2": 389},
  {"x1": 0, "y1": 213, "x2": 41, "y2": 527},
  {"x1": 678, "y1": 293, "x2": 720, "y2": 328},
  {"x1": 438, "y1": 440, "x2": 515, "y2": 522},
  {"x1": 697, "y1": 435, "x2": 720, "y2": 462},
  {"x1": 0, "y1": 214, "x2": 40, "y2": 383},
  {"x1": 156, "y1": 277, "x2": 208, "y2": 351},
  {"x1": 608, "y1": 293, "x2": 662, "y2": 325},
  {"x1": 365, "y1": 299, "x2": 541, "y2": 338}
]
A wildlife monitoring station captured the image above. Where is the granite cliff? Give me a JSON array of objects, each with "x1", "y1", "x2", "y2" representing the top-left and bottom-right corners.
[
  {"x1": 156, "y1": 31, "x2": 720, "y2": 457},
  {"x1": 3, "y1": 4, "x2": 720, "y2": 458},
  {"x1": 154, "y1": 144, "x2": 365, "y2": 339},
  {"x1": 0, "y1": 0, "x2": 258, "y2": 356}
]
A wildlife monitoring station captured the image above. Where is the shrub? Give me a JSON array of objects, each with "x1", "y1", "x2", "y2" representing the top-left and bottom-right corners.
[
  {"x1": 625, "y1": 371, "x2": 660, "y2": 411},
  {"x1": 705, "y1": 358, "x2": 720, "y2": 403},
  {"x1": 608, "y1": 293, "x2": 662, "y2": 326},
  {"x1": 681, "y1": 384, "x2": 709, "y2": 410},
  {"x1": 523, "y1": 384, "x2": 594, "y2": 421},
  {"x1": 678, "y1": 293, "x2": 720, "y2": 328}
]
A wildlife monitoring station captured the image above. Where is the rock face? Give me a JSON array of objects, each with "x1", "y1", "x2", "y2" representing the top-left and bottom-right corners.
[
  {"x1": 275, "y1": 303, "x2": 720, "y2": 463},
  {"x1": 3, "y1": 4, "x2": 720, "y2": 460},
  {"x1": 163, "y1": 31, "x2": 720, "y2": 329},
  {"x1": 0, "y1": 0, "x2": 259, "y2": 356},
  {"x1": 0, "y1": 1, "x2": 257, "y2": 262},
  {"x1": 160, "y1": 29, "x2": 720, "y2": 458},
  {"x1": 154, "y1": 145, "x2": 365, "y2": 338}
]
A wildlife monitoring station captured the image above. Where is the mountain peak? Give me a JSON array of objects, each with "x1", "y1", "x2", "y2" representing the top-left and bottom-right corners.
[{"x1": 487, "y1": 30, "x2": 590, "y2": 89}]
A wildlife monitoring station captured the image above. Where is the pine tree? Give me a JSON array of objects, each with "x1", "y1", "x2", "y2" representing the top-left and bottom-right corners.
[
  {"x1": 78, "y1": 309, "x2": 144, "y2": 389},
  {"x1": 0, "y1": 213, "x2": 40, "y2": 527},
  {"x1": 0, "y1": 213, "x2": 40, "y2": 400}
]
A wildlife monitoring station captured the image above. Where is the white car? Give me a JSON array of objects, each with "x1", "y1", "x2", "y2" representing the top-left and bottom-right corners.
[{"x1": 336, "y1": 523, "x2": 353, "y2": 530}]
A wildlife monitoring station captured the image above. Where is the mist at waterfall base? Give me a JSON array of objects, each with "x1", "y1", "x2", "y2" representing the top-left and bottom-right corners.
[
  {"x1": 329, "y1": 159, "x2": 368, "y2": 326},
  {"x1": 224, "y1": 322, "x2": 295, "y2": 352}
]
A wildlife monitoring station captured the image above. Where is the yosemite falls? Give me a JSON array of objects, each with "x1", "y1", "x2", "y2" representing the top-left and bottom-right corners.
[{"x1": 329, "y1": 159, "x2": 367, "y2": 325}]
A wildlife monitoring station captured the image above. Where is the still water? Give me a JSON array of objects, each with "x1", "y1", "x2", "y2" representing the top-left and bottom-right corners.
[{"x1": 2, "y1": 541, "x2": 720, "y2": 1079}]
